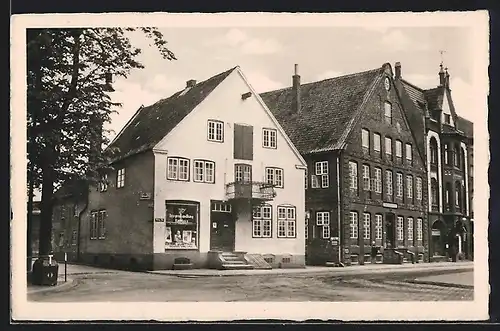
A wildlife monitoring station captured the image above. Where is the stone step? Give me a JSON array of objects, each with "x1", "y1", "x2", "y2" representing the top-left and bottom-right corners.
[{"x1": 222, "y1": 263, "x2": 254, "y2": 270}]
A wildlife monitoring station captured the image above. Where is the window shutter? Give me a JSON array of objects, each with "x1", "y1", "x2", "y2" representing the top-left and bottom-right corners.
[
  {"x1": 233, "y1": 124, "x2": 243, "y2": 159},
  {"x1": 243, "y1": 125, "x2": 254, "y2": 160}
]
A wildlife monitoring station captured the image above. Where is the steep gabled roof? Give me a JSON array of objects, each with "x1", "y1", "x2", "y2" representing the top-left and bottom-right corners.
[
  {"x1": 456, "y1": 116, "x2": 474, "y2": 138},
  {"x1": 400, "y1": 79, "x2": 428, "y2": 114},
  {"x1": 423, "y1": 86, "x2": 445, "y2": 111},
  {"x1": 259, "y1": 67, "x2": 383, "y2": 154},
  {"x1": 106, "y1": 67, "x2": 237, "y2": 162}
]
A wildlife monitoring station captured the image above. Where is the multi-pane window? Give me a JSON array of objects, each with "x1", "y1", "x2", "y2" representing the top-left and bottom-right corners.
[
  {"x1": 99, "y1": 173, "x2": 108, "y2": 192},
  {"x1": 98, "y1": 210, "x2": 106, "y2": 239},
  {"x1": 167, "y1": 157, "x2": 189, "y2": 181},
  {"x1": 397, "y1": 216, "x2": 404, "y2": 241},
  {"x1": 212, "y1": 202, "x2": 232, "y2": 213},
  {"x1": 375, "y1": 214, "x2": 383, "y2": 240},
  {"x1": 362, "y1": 165, "x2": 370, "y2": 191},
  {"x1": 406, "y1": 175, "x2": 413, "y2": 199},
  {"x1": 374, "y1": 133, "x2": 381, "y2": 154},
  {"x1": 235, "y1": 164, "x2": 252, "y2": 182},
  {"x1": 384, "y1": 102, "x2": 392, "y2": 124},
  {"x1": 444, "y1": 143, "x2": 449, "y2": 165},
  {"x1": 416, "y1": 177, "x2": 423, "y2": 200},
  {"x1": 395, "y1": 140, "x2": 403, "y2": 158},
  {"x1": 316, "y1": 212, "x2": 330, "y2": 239},
  {"x1": 314, "y1": 161, "x2": 329, "y2": 188},
  {"x1": 304, "y1": 169, "x2": 308, "y2": 189},
  {"x1": 71, "y1": 230, "x2": 77, "y2": 246},
  {"x1": 385, "y1": 137, "x2": 392, "y2": 155},
  {"x1": 349, "y1": 161, "x2": 358, "y2": 190},
  {"x1": 363, "y1": 213, "x2": 371, "y2": 240},
  {"x1": 90, "y1": 212, "x2": 98, "y2": 239},
  {"x1": 362, "y1": 129, "x2": 370, "y2": 149},
  {"x1": 396, "y1": 172, "x2": 403, "y2": 198},
  {"x1": 311, "y1": 174, "x2": 320, "y2": 188},
  {"x1": 407, "y1": 217, "x2": 414, "y2": 242},
  {"x1": 253, "y1": 205, "x2": 272, "y2": 238},
  {"x1": 262, "y1": 128, "x2": 277, "y2": 149},
  {"x1": 194, "y1": 160, "x2": 215, "y2": 183},
  {"x1": 305, "y1": 217, "x2": 308, "y2": 239},
  {"x1": 277, "y1": 206, "x2": 296, "y2": 238},
  {"x1": 266, "y1": 167, "x2": 284, "y2": 188},
  {"x1": 117, "y1": 168, "x2": 125, "y2": 188},
  {"x1": 349, "y1": 211, "x2": 358, "y2": 239},
  {"x1": 207, "y1": 120, "x2": 224, "y2": 142},
  {"x1": 90, "y1": 210, "x2": 106, "y2": 240},
  {"x1": 386, "y1": 170, "x2": 393, "y2": 197},
  {"x1": 374, "y1": 168, "x2": 382, "y2": 193},
  {"x1": 416, "y1": 218, "x2": 423, "y2": 241},
  {"x1": 406, "y1": 143, "x2": 412, "y2": 162}
]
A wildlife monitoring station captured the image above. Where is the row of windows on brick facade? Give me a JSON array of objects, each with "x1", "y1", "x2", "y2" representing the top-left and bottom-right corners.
[
  {"x1": 348, "y1": 161, "x2": 424, "y2": 202},
  {"x1": 429, "y1": 138, "x2": 467, "y2": 171},
  {"x1": 349, "y1": 212, "x2": 424, "y2": 243},
  {"x1": 361, "y1": 127, "x2": 413, "y2": 165},
  {"x1": 430, "y1": 178, "x2": 467, "y2": 212},
  {"x1": 207, "y1": 119, "x2": 278, "y2": 149},
  {"x1": 252, "y1": 205, "x2": 297, "y2": 238}
]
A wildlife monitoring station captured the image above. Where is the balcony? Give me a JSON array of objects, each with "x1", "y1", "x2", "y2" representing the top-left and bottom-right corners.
[{"x1": 225, "y1": 181, "x2": 277, "y2": 202}]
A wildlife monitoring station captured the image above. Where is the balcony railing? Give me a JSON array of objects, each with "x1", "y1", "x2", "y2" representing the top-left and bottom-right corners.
[{"x1": 225, "y1": 181, "x2": 277, "y2": 202}]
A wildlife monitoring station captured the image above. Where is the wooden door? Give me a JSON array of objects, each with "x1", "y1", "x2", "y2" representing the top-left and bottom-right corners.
[{"x1": 210, "y1": 214, "x2": 235, "y2": 251}]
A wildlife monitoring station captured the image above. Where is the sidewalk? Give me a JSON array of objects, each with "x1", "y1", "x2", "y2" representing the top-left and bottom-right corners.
[
  {"x1": 147, "y1": 261, "x2": 473, "y2": 278},
  {"x1": 411, "y1": 270, "x2": 474, "y2": 289}
]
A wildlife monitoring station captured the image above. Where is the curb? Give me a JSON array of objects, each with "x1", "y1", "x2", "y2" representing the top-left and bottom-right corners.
[
  {"x1": 407, "y1": 280, "x2": 474, "y2": 289},
  {"x1": 28, "y1": 277, "x2": 77, "y2": 295}
]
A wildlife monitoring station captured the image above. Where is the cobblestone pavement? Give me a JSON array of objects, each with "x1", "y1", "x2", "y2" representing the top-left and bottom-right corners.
[{"x1": 28, "y1": 268, "x2": 473, "y2": 302}]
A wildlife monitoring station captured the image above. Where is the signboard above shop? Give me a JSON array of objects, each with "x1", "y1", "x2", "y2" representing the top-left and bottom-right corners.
[
  {"x1": 165, "y1": 202, "x2": 198, "y2": 225},
  {"x1": 382, "y1": 202, "x2": 398, "y2": 209}
]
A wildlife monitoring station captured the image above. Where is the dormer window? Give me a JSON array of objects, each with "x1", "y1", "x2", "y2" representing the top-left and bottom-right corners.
[{"x1": 444, "y1": 113, "x2": 451, "y2": 125}]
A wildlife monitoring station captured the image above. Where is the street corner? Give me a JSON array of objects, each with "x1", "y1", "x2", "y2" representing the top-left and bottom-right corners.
[{"x1": 28, "y1": 277, "x2": 77, "y2": 296}]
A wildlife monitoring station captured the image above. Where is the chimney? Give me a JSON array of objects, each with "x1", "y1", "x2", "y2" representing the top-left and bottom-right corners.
[
  {"x1": 445, "y1": 68, "x2": 450, "y2": 89},
  {"x1": 186, "y1": 79, "x2": 197, "y2": 88},
  {"x1": 292, "y1": 64, "x2": 301, "y2": 113},
  {"x1": 439, "y1": 64, "x2": 446, "y2": 86},
  {"x1": 395, "y1": 62, "x2": 402, "y2": 79}
]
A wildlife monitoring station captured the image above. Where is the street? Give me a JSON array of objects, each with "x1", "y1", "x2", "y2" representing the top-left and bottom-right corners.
[{"x1": 28, "y1": 264, "x2": 473, "y2": 302}]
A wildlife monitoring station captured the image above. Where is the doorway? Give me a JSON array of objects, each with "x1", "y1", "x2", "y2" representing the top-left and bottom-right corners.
[
  {"x1": 210, "y1": 212, "x2": 235, "y2": 251},
  {"x1": 385, "y1": 213, "x2": 395, "y2": 248}
]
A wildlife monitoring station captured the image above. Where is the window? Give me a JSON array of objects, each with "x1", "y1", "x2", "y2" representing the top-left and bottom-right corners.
[
  {"x1": 167, "y1": 157, "x2": 190, "y2": 181},
  {"x1": 305, "y1": 217, "x2": 308, "y2": 239},
  {"x1": 99, "y1": 173, "x2": 108, "y2": 192},
  {"x1": 407, "y1": 217, "x2": 414, "y2": 242},
  {"x1": 374, "y1": 133, "x2": 381, "y2": 154},
  {"x1": 313, "y1": 161, "x2": 329, "y2": 188},
  {"x1": 304, "y1": 170, "x2": 308, "y2": 189},
  {"x1": 445, "y1": 183, "x2": 452, "y2": 208},
  {"x1": 212, "y1": 202, "x2": 232, "y2": 213},
  {"x1": 386, "y1": 170, "x2": 393, "y2": 198},
  {"x1": 349, "y1": 161, "x2": 358, "y2": 190},
  {"x1": 362, "y1": 129, "x2": 370, "y2": 149},
  {"x1": 455, "y1": 182, "x2": 461, "y2": 207},
  {"x1": 90, "y1": 213, "x2": 97, "y2": 239},
  {"x1": 431, "y1": 178, "x2": 438, "y2": 206},
  {"x1": 207, "y1": 120, "x2": 224, "y2": 142},
  {"x1": 165, "y1": 201, "x2": 199, "y2": 249},
  {"x1": 266, "y1": 167, "x2": 284, "y2": 188},
  {"x1": 430, "y1": 138, "x2": 438, "y2": 165},
  {"x1": 117, "y1": 168, "x2": 125, "y2": 188},
  {"x1": 444, "y1": 113, "x2": 451, "y2": 124},
  {"x1": 362, "y1": 165, "x2": 370, "y2": 191},
  {"x1": 375, "y1": 214, "x2": 383, "y2": 240},
  {"x1": 317, "y1": 211, "x2": 330, "y2": 238},
  {"x1": 397, "y1": 216, "x2": 404, "y2": 241},
  {"x1": 235, "y1": 164, "x2": 252, "y2": 183},
  {"x1": 444, "y1": 143, "x2": 449, "y2": 165},
  {"x1": 90, "y1": 210, "x2": 106, "y2": 240},
  {"x1": 194, "y1": 160, "x2": 215, "y2": 183},
  {"x1": 395, "y1": 140, "x2": 402, "y2": 158},
  {"x1": 406, "y1": 175, "x2": 413, "y2": 199},
  {"x1": 98, "y1": 210, "x2": 107, "y2": 239},
  {"x1": 406, "y1": 144, "x2": 412, "y2": 162},
  {"x1": 396, "y1": 172, "x2": 403, "y2": 198},
  {"x1": 416, "y1": 177, "x2": 423, "y2": 201},
  {"x1": 349, "y1": 211, "x2": 358, "y2": 239},
  {"x1": 385, "y1": 137, "x2": 392, "y2": 155},
  {"x1": 277, "y1": 206, "x2": 296, "y2": 238},
  {"x1": 71, "y1": 230, "x2": 77, "y2": 246},
  {"x1": 384, "y1": 102, "x2": 392, "y2": 124},
  {"x1": 416, "y1": 218, "x2": 423, "y2": 241},
  {"x1": 234, "y1": 124, "x2": 253, "y2": 160},
  {"x1": 453, "y1": 145, "x2": 460, "y2": 167},
  {"x1": 253, "y1": 205, "x2": 272, "y2": 238},
  {"x1": 363, "y1": 213, "x2": 371, "y2": 240},
  {"x1": 374, "y1": 168, "x2": 382, "y2": 193},
  {"x1": 262, "y1": 128, "x2": 277, "y2": 149}
]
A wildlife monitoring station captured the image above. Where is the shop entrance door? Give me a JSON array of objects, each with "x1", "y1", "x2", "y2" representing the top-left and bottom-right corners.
[
  {"x1": 210, "y1": 213, "x2": 235, "y2": 252},
  {"x1": 385, "y1": 213, "x2": 396, "y2": 248}
]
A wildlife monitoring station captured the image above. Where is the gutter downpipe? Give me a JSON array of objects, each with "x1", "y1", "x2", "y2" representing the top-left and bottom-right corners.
[{"x1": 336, "y1": 147, "x2": 345, "y2": 267}]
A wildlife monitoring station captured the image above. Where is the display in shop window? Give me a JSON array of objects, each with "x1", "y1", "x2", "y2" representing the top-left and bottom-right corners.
[{"x1": 165, "y1": 201, "x2": 199, "y2": 250}]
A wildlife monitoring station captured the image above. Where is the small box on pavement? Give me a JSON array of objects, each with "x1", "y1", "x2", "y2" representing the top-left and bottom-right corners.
[{"x1": 31, "y1": 255, "x2": 59, "y2": 286}]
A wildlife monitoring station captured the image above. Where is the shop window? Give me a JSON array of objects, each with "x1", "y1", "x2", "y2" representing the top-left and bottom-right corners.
[{"x1": 165, "y1": 201, "x2": 198, "y2": 250}]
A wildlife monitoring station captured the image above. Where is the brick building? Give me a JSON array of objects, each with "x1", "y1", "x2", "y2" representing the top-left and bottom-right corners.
[
  {"x1": 71, "y1": 66, "x2": 307, "y2": 271},
  {"x1": 395, "y1": 62, "x2": 474, "y2": 261},
  {"x1": 261, "y1": 63, "x2": 429, "y2": 266}
]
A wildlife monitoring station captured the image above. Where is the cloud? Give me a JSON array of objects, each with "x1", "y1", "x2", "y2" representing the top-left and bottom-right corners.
[
  {"x1": 403, "y1": 73, "x2": 437, "y2": 89},
  {"x1": 449, "y1": 77, "x2": 475, "y2": 121},
  {"x1": 206, "y1": 28, "x2": 283, "y2": 55},
  {"x1": 380, "y1": 30, "x2": 429, "y2": 51},
  {"x1": 244, "y1": 71, "x2": 286, "y2": 93},
  {"x1": 241, "y1": 38, "x2": 283, "y2": 55},
  {"x1": 315, "y1": 70, "x2": 344, "y2": 81}
]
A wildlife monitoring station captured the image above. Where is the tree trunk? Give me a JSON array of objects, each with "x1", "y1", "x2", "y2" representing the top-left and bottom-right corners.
[{"x1": 39, "y1": 163, "x2": 55, "y2": 256}]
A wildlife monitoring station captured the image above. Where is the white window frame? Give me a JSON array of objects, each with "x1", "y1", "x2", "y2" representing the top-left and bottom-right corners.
[
  {"x1": 266, "y1": 167, "x2": 284, "y2": 188},
  {"x1": 397, "y1": 216, "x2": 404, "y2": 241},
  {"x1": 375, "y1": 214, "x2": 383, "y2": 240},
  {"x1": 317, "y1": 212, "x2": 330, "y2": 239},
  {"x1": 167, "y1": 157, "x2": 190, "y2": 181},
  {"x1": 117, "y1": 168, "x2": 125, "y2": 188},
  {"x1": 90, "y1": 212, "x2": 98, "y2": 240},
  {"x1": 374, "y1": 168, "x2": 382, "y2": 193},
  {"x1": 349, "y1": 161, "x2": 358, "y2": 190},
  {"x1": 416, "y1": 177, "x2": 423, "y2": 200},
  {"x1": 396, "y1": 172, "x2": 403, "y2": 198},
  {"x1": 262, "y1": 128, "x2": 277, "y2": 149},
  {"x1": 207, "y1": 120, "x2": 224, "y2": 142},
  {"x1": 407, "y1": 175, "x2": 413, "y2": 199},
  {"x1": 349, "y1": 211, "x2": 358, "y2": 239},
  {"x1": 396, "y1": 140, "x2": 403, "y2": 158},
  {"x1": 374, "y1": 133, "x2": 381, "y2": 153},
  {"x1": 386, "y1": 170, "x2": 393, "y2": 197},
  {"x1": 212, "y1": 202, "x2": 232, "y2": 213},
  {"x1": 406, "y1": 143, "x2": 412, "y2": 161},
  {"x1": 362, "y1": 165, "x2": 370, "y2": 191},
  {"x1": 314, "y1": 161, "x2": 329, "y2": 188},
  {"x1": 363, "y1": 213, "x2": 371, "y2": 240},
  {"x1": 277, "y1": 206, "x2": 296, "y2": 238},
  {"x1": 407, "y1": 217, "x2": 414, "y2": 242},
  {"x1": 311, "y1": 174, "x2": 320, "y2": 188},
  {"x1": 252, "y1": 205, "x2": 272, "y2": 238},
  {"x1": 416, "y1": 218, "x2": 423, "y2": 241},
  {"x1": 385, "y1": 137, "x2": 392, "y2": 155},
  {"x1": 194, "y1": 160, "x2": 215, "y2": 183},
  {"x1": 362, "y1": 129, "x2": 369, "y2": 149},
  {"x1": 98, "y1": 210, "x2": 107, "y2": 239}
]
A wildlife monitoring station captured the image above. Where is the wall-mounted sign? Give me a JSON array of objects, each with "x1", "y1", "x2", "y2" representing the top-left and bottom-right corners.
[
  {"x1": 140, "y1": 192, "x2": 152, "y2": 200},
  {"x1": 154, "y1": 218, "x2": 164, "y2": 223},
  {"x1": 382, "y1": 202, "x2": 398, "y2": 209}
]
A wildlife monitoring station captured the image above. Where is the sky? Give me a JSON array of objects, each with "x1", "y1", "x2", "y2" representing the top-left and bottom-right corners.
[{"x1": 105, "y1": 26, "x2": 476, "y2": 144}]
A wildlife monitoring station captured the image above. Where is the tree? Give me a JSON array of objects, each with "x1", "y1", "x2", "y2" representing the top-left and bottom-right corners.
[{"x1": 27, "y1": 28, "x2": 176, "y2": 259}]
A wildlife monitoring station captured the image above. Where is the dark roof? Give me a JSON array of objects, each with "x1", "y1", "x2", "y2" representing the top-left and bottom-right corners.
[
  {"x1": 400, "y1": 79, "x2": 428, "y2": 113},
  {"x1": 423, "y1": 87, "x2": 445, "y2": 111},
  {"x1": 107, "y1": 67, "x2": 237, "y2": 161},
  {"x1": 260, "y1": 67, "x2": 383, "y2": 154},
  {"x1": 456, "y1": 116, "x2": 474, "y2": 138}
]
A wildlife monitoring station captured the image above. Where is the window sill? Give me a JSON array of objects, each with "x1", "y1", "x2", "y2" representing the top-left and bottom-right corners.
[{"x1": 207, "y1": 139, "x2": 224, "y2": 144}]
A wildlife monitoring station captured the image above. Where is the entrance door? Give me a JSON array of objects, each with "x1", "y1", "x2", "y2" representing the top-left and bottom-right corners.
[
  {"x1": 210, "y1": 213, "x2": 235, "y2": 251},
  {"x1": 385, "y1": 213, "x2": 395, "y2": 248}
]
